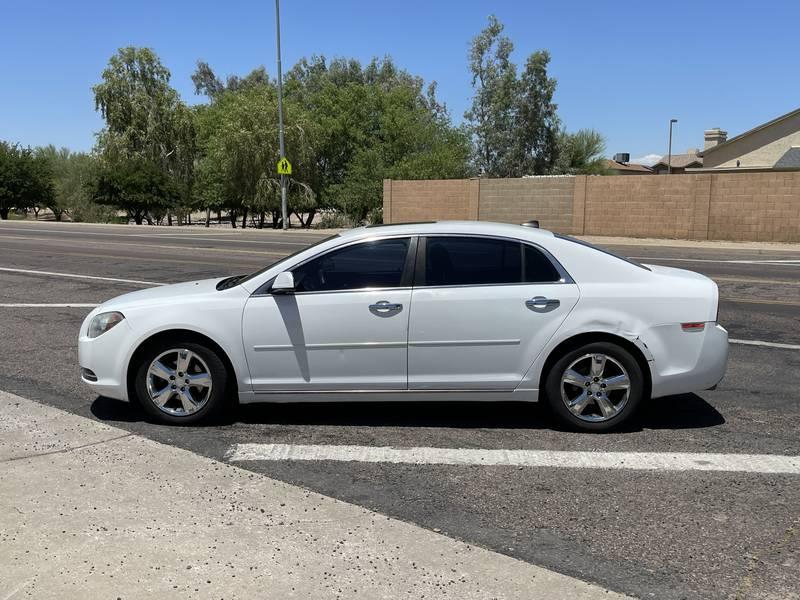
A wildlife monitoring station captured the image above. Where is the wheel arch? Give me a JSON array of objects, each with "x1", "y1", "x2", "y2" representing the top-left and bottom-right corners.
[
  {"x1": 126, "y1": 328, "x2": 239, "y2": 405},
  {"x1": 538, "y1": 332, "x2": 652, "y2": 399}
]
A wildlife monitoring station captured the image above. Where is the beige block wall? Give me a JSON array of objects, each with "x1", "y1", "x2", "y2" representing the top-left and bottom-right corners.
[
  {"x1": 383, "y1": 172, "x2": 800, "y2": 242},
  {"x1": 383, "y1": 179, "x2": 476, "y2": 223},
  {"x1": 478, "y1": 177, "x2": 575, "y2": 231},
  {"x1": 583, "y1": 175, "x2": 701, "y2": 239},
  {"x1": 708, "y1": 172, "x2": 800, "y2": 242}
]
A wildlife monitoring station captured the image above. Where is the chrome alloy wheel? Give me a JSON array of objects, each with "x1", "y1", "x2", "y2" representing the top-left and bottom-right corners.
[
  {"x1": 145, "y1": 348, "x2": 213, "y2": 416},
  {"x1": 560, "y1": 353, "x2": 631, "y2": 422}
]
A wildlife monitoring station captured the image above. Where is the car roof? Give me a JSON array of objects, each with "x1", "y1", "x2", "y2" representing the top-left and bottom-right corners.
[{"x1": 340, "y1": 220, "x2": 555, "y2": 241}]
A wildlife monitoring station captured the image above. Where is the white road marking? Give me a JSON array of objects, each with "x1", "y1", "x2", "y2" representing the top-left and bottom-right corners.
[
  {"x1": 0, "y1": 266, "x2": 164, "y2": 286},
  {"x1": 0, "y1": 234, "x2": 289, "y2": 256},
  {"x1": 713, "y1": 276, "x2": 800, "y2": 286},
  {"x1": 0, "y1": 227, "x2": 312, "y2": 245},
  {"x1": 0, "y1": 303, "x2": 98, "y2": 308},
  {"x1": 226, "y1": 444, "x2": 800, "y2": 474},
  {"x1": 730, "y1": 338, "x2": 800, "y2": 350},
  {"x1": 127, "y1": 234, "x2": 312, "y2": 246},
  {"x1": 634, "y1": 256, "x2": 800, "y2": 266}
]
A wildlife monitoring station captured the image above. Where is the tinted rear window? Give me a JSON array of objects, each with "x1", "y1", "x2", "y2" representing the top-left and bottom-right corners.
[{"x1": 424, "y1": 237, "x2": 561, "y2": 286}]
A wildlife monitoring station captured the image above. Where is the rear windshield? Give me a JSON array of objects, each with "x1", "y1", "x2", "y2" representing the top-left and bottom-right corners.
[{"x1": 554, "y1": 234, "x2": 651, "y2": 271}]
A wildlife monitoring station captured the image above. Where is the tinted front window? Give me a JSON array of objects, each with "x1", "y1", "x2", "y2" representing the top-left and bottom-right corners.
[
  {"x1": 424, "y1": 237, "x2": 560, "y2": 286},
  {"x1": 292, "y1": 238, "x2": 410, "y2": 292}
]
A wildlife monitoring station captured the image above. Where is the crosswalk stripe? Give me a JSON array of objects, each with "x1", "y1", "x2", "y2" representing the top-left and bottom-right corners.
[{"x1": 226, "y1": 444, "x2": 800, "y2": 474}]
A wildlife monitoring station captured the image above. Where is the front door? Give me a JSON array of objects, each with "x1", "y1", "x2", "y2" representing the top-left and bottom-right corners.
[
  {"x1": 408, "y1": 236, "x2": 579, "y2": 390},
  {"x1": 242, "y1": 236, "x2": 414, "y2": 391}
]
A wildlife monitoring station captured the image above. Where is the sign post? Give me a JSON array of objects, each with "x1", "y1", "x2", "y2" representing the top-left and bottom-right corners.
[{"x1": 275, "y1": 0, "x2": 288, "y2": 229}]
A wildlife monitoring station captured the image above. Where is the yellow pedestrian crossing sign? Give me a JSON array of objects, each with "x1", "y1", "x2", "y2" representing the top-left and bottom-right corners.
[{"x1": 277, "y1": 157, "x2": 292, "y2": 175}]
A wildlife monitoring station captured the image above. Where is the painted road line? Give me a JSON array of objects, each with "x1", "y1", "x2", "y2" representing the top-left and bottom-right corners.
[
  {"x1": 633, "y1": 256, "x2": 800, "y2": 266},
  {"x1": 0, "y1": 227, "x2": 314, "y2": 245},
  {"x1": 722, "y1": 297, "x2": 800, "y2": 307},
  {"x1": 0, "y1": 303, "x2": 98, "y2": 308},
  {"x1": 713, "y1": 276, "x2": 800, "y2": 286},
  {"x1": 226, "y1": 444, "x2": 800, "y2": 474},
  {"x1": 0, "y1": 235, "x2": 291, "y2": 256},
  {"x1": 730, "y1": 338, "x2": 800, "y2": 350},
  {"x1": 0, "y1": 245, "x2": 265, "y2": 268},
  {"x1": 0, "y1": 266, "x2": 165, "y2": 286}
]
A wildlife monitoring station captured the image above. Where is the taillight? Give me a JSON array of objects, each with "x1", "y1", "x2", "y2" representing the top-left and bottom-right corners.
[{"x1": 681, "y1": 322, "x2": 705, "y2": 332}]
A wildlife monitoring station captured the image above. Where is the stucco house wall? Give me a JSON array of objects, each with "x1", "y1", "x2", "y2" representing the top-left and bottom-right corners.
[{"x1": 702, "y1": 110, "x2": 800, "y2": 169}]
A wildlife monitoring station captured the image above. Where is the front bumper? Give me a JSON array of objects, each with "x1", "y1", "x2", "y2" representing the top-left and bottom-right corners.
[
  {"x1": 649, "y1": 323, "x2": 729, "y2": 398},
  {"x1": 78, "y1": 316, "x2": 135, "y2": 402}
]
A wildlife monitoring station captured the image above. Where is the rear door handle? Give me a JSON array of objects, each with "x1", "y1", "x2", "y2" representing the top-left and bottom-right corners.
[
  {"x1": 525, "y1": 296, "x2": 560, "y2": 310},
  {"x1": 369, "y1": 301, "x2": 403, "y2": 313}
]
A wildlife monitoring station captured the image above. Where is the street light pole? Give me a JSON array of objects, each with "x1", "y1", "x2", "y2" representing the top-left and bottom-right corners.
[
  {"x1": 275, "y1": 0, "x2": 288, "y2": 229},
  {"x1": 667, "y1": 118, "x2": 678, "y2": 175}
]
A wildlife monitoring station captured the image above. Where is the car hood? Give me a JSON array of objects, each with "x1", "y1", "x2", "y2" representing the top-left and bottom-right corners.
[{"x1": 99, "y1": 277, "x2": 229, "y2": 310}]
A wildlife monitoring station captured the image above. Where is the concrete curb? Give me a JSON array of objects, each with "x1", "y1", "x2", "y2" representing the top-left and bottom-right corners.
[{"x1": 0, "y1": 391, "x2": 629, "y2": 599}]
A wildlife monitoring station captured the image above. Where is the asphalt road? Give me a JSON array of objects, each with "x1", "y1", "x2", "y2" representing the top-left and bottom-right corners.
[{"x1": 1, "y1": 220, "x2": 798, "y2": 599}]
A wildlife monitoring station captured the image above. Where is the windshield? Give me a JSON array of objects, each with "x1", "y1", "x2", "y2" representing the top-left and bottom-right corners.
[
  {"x1": 217, "y1": 234, "x2": 340, "y2": 290},
  {"x1": 554, "y1": 234, "x2": 651, "y2": 271}
]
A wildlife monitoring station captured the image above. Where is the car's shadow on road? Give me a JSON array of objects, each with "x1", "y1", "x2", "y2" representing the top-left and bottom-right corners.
[{"x1": 91, "y1": 392, "x2": 724, "y2": 432}]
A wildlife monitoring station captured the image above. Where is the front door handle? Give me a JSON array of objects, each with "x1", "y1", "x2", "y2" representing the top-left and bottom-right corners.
[
  {"x1": 525, "y1": 296, "x2": 560, "y2": 310},
  {"x1": 369, "y1": 300, "x2": 403, "y2": 314}
]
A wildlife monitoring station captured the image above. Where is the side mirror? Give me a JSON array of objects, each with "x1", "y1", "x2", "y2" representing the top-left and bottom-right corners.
[{"x1": 271, "y1": 271, "x2": 295, "y2": 294}]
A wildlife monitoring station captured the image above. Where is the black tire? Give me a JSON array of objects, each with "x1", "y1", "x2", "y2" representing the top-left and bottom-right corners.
[
  {"x1": 133, "y1": 340, "x2": 230, "y2": 425},
  {"x1": 544, "y1": 341, "x2": 644, "y2": 432}
]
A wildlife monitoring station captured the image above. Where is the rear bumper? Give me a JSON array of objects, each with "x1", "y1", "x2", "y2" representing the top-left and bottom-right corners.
[{"x1": 650, "y1": 323, "x2": 729, "y2": 398}]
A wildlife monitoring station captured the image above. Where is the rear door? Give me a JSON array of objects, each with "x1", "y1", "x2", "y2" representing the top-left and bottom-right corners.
[{"x1": 407, "y1": 235, "x2": 579, "y2": 390}]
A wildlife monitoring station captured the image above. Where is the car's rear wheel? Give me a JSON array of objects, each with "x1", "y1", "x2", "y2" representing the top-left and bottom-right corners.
[
  {"x1": 133, "y1": 341, "x2": 229, "y2": 424},
  {"x1": 544, "y1": 342, "x2": 644, "y2": 432}
]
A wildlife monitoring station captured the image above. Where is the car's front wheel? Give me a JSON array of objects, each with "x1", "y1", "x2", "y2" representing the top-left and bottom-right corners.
[
  {"x1": 544, "y1": 341, "x2": 644, "y2": 432},
  {"x1": 133, "y1": 340, "x2": 229, "y2": 424}
]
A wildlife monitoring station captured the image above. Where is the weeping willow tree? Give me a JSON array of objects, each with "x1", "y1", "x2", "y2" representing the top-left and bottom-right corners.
[
  {"x1": 92, "y1": 47, "x2": 196, "y2": 224},
  {"x1": 194, "y1": 85, "x2": 316, "y2": 228}
]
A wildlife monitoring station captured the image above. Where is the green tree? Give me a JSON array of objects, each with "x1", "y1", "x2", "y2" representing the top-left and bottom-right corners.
[
  {"x1": 91, "y1": 157, "x2": 179, "y2": 224},
  {"x1": 34, "y1": 146, "x2": 100, "y2": 221},
  {"x1": 93, "y1": 47, "x2": 195, "y2": 223},
  {"x1": 287, "y1": 56, "x2": 471, "y2": 222},
  {"x1": 464, "y1": 16, "x2": 517, "y2": 177},
  {"x1": 194, "y1": 86, "x2": 315, "y2": 228},
  {"x1": 0, "y1": 141, "x2": 53, "y2": 219},
  {"x1": 465, "y1": 16, "x2": 560, "y2": 177},
  {"x1": 512, "y1": 51, "x2": 560, "y2": 175},
  {"x1": 194, "y1": 55, "x2": 470, "y2": 226},
  {"x1": 192, "y1": 62, "x2": 270, "y2": 103},
  {"x1": 554, "y1": 129, "x2": 609, "y2": 175}
]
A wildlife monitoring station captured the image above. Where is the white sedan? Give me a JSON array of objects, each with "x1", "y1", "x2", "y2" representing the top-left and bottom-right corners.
[{"x1": 79, "y1": 221, "x2": 728, "y2": 432}]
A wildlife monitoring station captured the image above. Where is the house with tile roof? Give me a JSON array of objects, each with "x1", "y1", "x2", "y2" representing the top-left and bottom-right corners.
[
  {"x1": 604, "y1": 159, "x2": 653, "y2": 175},
  {"x1": 651, "y1": 149, "x2": 703, "y2": 174}
]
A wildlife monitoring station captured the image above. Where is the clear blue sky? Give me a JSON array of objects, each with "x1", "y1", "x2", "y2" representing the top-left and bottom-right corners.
[{"x1": 2, "y1": 0, "x2": 798, "y2": 163}]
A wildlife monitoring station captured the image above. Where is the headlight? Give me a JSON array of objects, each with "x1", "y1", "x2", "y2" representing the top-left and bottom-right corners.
[{"x1": 88, "y1": 311, "x2": 125, "y2": 339}]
